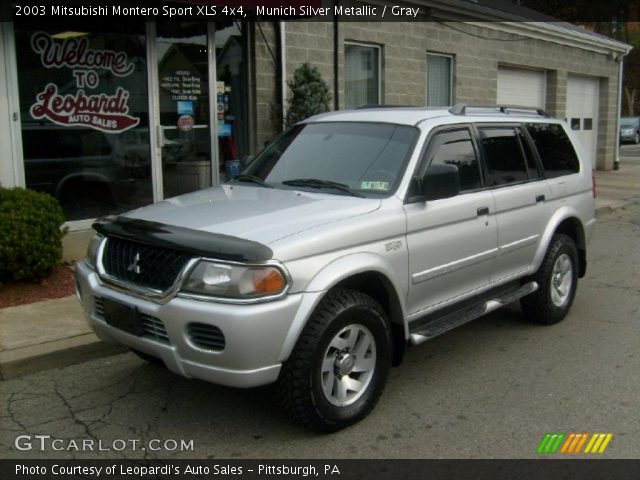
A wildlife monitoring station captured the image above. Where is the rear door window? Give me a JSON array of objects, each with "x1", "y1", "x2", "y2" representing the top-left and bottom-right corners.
[
  {"x1": 526, "y1": 123, "x2": 580, "y2": 178},
  {"x1": 517, "y1": 128, "x2": 542, "y2": 180},
  {"x1": 478, "y1": 127, "x2": 528, "y2": 186}
]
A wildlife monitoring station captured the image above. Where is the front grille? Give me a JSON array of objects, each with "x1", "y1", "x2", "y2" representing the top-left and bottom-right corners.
[
  {"x1": 187, "y1": 323, "x2": 225, "y2": 351},
  {"x1": 101, "y1": 237, "x2": 192, "y2": 291},
  {"x1": 94, "y1": 297, "x2": 170, "y2": 344}
]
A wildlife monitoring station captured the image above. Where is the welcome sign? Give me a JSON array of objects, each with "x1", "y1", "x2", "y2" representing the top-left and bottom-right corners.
[{"x1": 28, "y1": 31, "x2": 140, "y2": 133}]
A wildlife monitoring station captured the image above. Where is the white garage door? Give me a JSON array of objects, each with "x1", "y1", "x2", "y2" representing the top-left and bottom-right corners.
[
  {"x1": 497, "y1": 67, "x2": 546, "y2": 108},
  {"x1": 567, "y1": 75, "x2": 599, "y2": 169}
]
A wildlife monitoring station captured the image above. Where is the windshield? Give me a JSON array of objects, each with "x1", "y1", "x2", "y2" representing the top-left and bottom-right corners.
[
  {"x1": 620, "y1": 118, "x2": 637, "y2": 128},
  {"x1": 241, "y1": 122, "x2": 419, "y2": 197}
]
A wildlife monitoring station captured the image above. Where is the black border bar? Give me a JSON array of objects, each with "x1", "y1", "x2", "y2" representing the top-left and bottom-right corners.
[{"x1": 3, "y1": 459, "x2": 640, "y2": 480}]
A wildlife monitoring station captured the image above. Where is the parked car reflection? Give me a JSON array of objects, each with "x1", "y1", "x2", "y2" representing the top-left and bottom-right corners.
[{"x1": 22, "y1": 124, "x2": 153, "y2": 221}]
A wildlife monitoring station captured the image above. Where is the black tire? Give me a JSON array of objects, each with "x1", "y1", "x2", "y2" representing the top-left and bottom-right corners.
[
  {"x1": 131, "y1": 348, "x2": 165, "y2": 366},
  {"x1": 521, "y1": 234, "x2": 579, "y2": 325},
  {"x1": 635, "y1": 132, "x2": 640, "y2": 144},
  {"x1": 277, "y1": 289, "x2": 392, "y2": 433}
]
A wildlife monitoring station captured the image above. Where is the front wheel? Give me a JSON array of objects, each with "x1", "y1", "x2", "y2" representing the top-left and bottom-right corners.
[
  {"x1": 521, "y1": 234, "x2": 579, "y2": 325},
  {"x1": 277, "y1": 289, "x2": 392, "y2": 432}
]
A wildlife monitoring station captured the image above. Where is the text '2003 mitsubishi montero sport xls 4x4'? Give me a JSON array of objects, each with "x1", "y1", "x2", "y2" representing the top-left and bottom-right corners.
[{"x1": 76, "y1": 104, "x2": 596, "y2": 432}]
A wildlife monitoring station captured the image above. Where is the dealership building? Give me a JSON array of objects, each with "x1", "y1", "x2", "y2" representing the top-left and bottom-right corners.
[{"x1": 0, "y1": 0, "x2": 632, "y2": 240}]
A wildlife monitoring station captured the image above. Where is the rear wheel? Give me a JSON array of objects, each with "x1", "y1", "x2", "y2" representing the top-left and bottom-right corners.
[
  {"x1": 521, "y1": 234, "x2": 579, "y2": 325},
  {"x1": 278, "y1": 289, "x2": 391, "y2": 432}
]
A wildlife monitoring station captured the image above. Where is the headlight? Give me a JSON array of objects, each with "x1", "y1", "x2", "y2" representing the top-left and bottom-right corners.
[
  {"x1": 85, "y1": 234, "x2": 103, "y2": 269},
  {"x1": 182, "y1": 261, "x2": 287, "y2": 300}
]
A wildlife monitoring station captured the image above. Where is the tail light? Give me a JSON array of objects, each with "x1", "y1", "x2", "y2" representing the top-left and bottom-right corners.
[{"x1": 592, "y1": 170, "x2": 596, "y2": 198}]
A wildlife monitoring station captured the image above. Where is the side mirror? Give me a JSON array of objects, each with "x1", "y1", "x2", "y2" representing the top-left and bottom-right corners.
[{"x1": 421, "y1": 163, "x2": 460, "y2": 201}]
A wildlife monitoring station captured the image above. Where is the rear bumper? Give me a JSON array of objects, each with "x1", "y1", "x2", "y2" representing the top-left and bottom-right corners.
[{"x1": 75, "y1": 261, "x2": 305, "y2": 388}]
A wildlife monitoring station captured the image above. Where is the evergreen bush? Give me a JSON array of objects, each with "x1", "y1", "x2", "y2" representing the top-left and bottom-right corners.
[
  {"x1": 0, "y1": 187, "x2": 66, "y2": 281},
  {"x1": 285, "y1": 63, "x2": 332, "y2": 127}
]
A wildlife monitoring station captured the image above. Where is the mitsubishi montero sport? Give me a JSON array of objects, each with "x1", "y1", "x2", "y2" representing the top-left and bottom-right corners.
[{"x1": 76, "y1": 105, "x2": 596, "y2": 432}]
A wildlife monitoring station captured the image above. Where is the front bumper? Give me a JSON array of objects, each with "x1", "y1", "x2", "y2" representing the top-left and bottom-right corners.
[
  {"x1": 75, "y1": 261, "x2": 306, "y2": 388},
  {"x1": 620, "y1": 133, "x2": 636, "y2": 142}
]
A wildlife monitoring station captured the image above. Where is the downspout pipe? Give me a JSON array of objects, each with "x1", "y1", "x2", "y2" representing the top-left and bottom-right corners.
[
  {"x1": 614, "y1": 56, "x2": 623, "y2": 170},
  {"x1": 333, "y1": 3, "x2": 339, "y2": 110},
  {"x1": 279, "y1": 21, "x2": 287, "y2": 130}
]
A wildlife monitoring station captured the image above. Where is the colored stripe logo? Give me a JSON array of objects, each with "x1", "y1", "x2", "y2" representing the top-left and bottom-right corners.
[{"x1": 537, "y1": 433, "x2": 613, "y2": 454}]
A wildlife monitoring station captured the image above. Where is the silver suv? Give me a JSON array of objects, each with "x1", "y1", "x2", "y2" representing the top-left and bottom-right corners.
[{"x1": 76, "y1": 105, "x2": 596, "y2": 432}]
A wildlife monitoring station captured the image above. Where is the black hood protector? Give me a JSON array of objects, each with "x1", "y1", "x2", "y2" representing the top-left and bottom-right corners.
[{"x1": 93, "y1": 216, "x2": 273, "y2": 263}]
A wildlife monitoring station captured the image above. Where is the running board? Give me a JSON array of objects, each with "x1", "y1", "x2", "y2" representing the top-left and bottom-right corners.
[{"x1": 409, "y1": 281, "x2": 538, "y2": 346}]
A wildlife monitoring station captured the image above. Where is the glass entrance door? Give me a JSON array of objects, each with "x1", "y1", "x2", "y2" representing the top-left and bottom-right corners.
[{"x1": 156, "y1": 22, "x2": 212, "y2": 199}]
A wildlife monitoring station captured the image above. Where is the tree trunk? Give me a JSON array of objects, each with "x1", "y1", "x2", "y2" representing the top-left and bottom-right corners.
[{"x1": 624, "y1": 86, "x2": 636, "y2": 116}]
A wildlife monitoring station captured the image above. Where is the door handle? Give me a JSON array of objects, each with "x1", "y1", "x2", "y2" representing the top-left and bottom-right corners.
[
  {"x1": 536, "y1": 194, "x2": 546, "y2": 203},
  {"x1": 477, "y1": 206, "x2": 490, "y2": 216},
  {"x1": 156, "y1": 125, "x2": 165, "y2": 149}
]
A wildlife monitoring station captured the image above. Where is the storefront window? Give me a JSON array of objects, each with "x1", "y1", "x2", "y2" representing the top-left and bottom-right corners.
[{"x1": 15, "y1": 24, "x2": 152, "y2": 221}]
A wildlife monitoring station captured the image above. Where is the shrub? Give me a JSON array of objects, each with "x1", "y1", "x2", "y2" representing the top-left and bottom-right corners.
[
  {"x1": 285, "y1": 63, "x2": 332, "y2": 127},
  {"x1": 0, "y1": 187, "x2": 66, "y2": 281}
]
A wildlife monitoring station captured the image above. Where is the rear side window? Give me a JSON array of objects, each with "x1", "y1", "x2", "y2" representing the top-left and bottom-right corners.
[
  {"x1": 425, "y1": 128, "x2": 482, "y2": 192},
  {"x1": 526, "y1": 123, "x2": 580, "y2": 178},
  {"x1": 478, "y1": 127, "x2": 528, "y2": 186}
]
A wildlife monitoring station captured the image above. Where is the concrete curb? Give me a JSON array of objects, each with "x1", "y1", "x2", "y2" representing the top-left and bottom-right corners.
[{"x1": 0, "y1": 333, "x2": 127, "y2": 380}]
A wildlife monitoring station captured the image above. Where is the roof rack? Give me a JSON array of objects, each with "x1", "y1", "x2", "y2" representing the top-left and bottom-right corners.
[{"x1": 449, "y1": 103, "x2": 550, "y2": 117}]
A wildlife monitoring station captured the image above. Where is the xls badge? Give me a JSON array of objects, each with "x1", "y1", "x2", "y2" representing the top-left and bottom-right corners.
[{"x1": 385, "y1": 240, "x2": 402, "y2": 252}]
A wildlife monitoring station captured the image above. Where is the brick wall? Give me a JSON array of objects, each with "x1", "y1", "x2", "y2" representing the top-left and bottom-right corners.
[{"x1": 254, "y1": 21, "x2": 622, "y2": 170}]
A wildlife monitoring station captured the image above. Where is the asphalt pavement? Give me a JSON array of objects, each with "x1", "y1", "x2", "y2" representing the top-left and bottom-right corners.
[{"x1": 1, "y1": 201, "x2": 638, "y2": 459}]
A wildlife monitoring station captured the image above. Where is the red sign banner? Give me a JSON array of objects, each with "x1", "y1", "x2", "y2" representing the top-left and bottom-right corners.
[
  {"x1": 28, "y1": 31, "x2": 141, "y2": 133},
  {"x1": 30, "y1": 84, "x2": 140, "y2": 133}
]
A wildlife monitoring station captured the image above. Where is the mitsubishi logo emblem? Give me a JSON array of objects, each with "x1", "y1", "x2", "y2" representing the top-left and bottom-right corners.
[{"x1": 127, "y1": 252, "x2": 142, "y2": 275}]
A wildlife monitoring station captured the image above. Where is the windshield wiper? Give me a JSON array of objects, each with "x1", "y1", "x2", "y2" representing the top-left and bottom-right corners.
[
  {"x1": 234, "y1": 174, "x2": 273, "y2": 188},
  {"x1": 282, "y1": 178, "x2": 364, "y2": 197}
]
